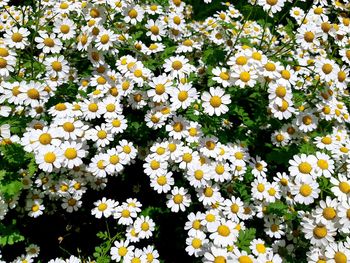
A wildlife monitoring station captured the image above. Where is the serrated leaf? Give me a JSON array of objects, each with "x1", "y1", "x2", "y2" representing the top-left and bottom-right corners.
[
  {"x1": 236, "y1": 228, "x2": 256, "y2": 253},
  {"x1": 0, "y1": 222, "x2": 24, "y2": 247},
  {"x1": 266, "y1": 201, "x2": 288, "y2": 216}
]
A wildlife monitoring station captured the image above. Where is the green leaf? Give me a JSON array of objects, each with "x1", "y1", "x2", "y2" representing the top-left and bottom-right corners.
[
  {"x1": 266, "y1": 201, "x2": 288, "y2": 216},
  {"x1": 236, "y1": 228, "x2": 256, "y2": 253},
  {"x1": 0, "y1": 180, "x2": 22, "y2": 197},
  {"x1": 0, "y1": 170, "x2": 5, "y2": 182},
  {"x1": 0, "y1": 221, "x2": 24, "y2": 247}
]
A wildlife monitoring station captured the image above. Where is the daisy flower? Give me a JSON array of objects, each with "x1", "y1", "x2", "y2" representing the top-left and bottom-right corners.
[
  {"x1": 114, "y1": 204, "x2": 137, "y2": 225},
  {"x1": 231, "y1": 65, "x2": 258, "y2": 88},
  {"x1": 325, "y1": 242, "x2": 350, "y2": 263},
  {"x1": 201, "y1": 87, "x2": 231, "y2": 116},
  {"x1": 134, "y1": 215, "x2": 155, "y2": 239},
  {"x1": 4, "y1": 27, "x2": 30, "y2": 49},
  {"x1": 185, "y1": 231, "x2": 208, "y2": 257},
  {"x1": 123, "y1": 5, "x2": 145, "y2": 25},
  {"x1": 170, "y1": 83, "x2": 198, "y2": 110},
  {"x1": 163, "y1": 55, "x2": 195, "y2": 79},
  {"x1": 314, "y1": 151, "x2": 334, "y2": 178},
  {"x1": 212, "y1": 67, "x2": 232, "y2": 87},
  {"x1": 291, "y1": 177, "x2": 320, "y2": 205},
  {"x1": 145, "y1": 19, "x2": 166, "y2": 41},
  {"x1": 301, "y1": 217, "x2": 337, "y2": 247},
  {"x1": 36, "y1": 146, "x2": 63, "y2": 172},
  {"x1": 150, "y1": 172, "x2": 174, "y2": 194},
  {"x1": 110, "y1": 240, "x2": 135, "y2": 262},
  {"x1": 288, "y1": 154, "x2": 317, "y2": 181},
  {"x1": 35, "y1": 31, "x2": 62, "y2": 54},
  {"x1": 166, "y1": 186, "x2": 191, "y2": 212},
  {"x1": 53, "y1": 18, "x2": 76, "y2": 40},
  {"x1": 91, "y1": 197, "x2": 116, "y2": 219},
  {"x1": 207, "y1": 218, "x2": 239, "y2": 247},
  {"x1": 330, "y1": 174, "x2": 350, "y2": 201},
  {"x1": 60, "y1": 141, "x2": 86, "y2": 169}
]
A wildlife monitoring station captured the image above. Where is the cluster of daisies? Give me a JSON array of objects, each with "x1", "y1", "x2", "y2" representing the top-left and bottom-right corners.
[
  {"x1": 0, "y1": 0, "x2": 350, "y2": 262},
  {"x1": 91, "y1": 197, "x2": 160, "y2": 263}
]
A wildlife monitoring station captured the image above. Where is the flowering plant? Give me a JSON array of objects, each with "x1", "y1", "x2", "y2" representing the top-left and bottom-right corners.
[{"x1": 0, "y1": 0, "x2": 350, "y2": 262}]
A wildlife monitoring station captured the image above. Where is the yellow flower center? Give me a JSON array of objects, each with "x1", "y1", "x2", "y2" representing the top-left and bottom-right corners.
[
  {"x1": 173, "y1": 194, "x2": 183, "y2": 204},
  {"x1": 317, "y1": 159, "x2": 328, "y2": 170},
  {"x1": 0, "y1": 47, "x2": 9, "y2": 57},
  {"x1": 141, "y1": 222, "x2": 149, "y2": 231},
  {"x1": 215, "y1": 165, "x2": 225, "y2": 174},
  {"x1": 12, "y1": 32, "x2": 23, "y2": 42},
  {"x1": 271, "y1": 224, "x2": 279, "y2": 232},
  {"x1": 334, "y1": 252, "x2": 347, "y2": 263},
  {"x1": 39, "y1": 133, "x2": 52, "y2": 144},
  {"x1": 191, "y1": 238, "x2": 202, "y2": 249},
  {"x1": 118, "y1": 247, "x2": 127, "y2": 256},
  {"x1": 322, "y1": 207, "x2": 336, "y2": 220},
  {"x1": 281, "y1": 70, "x2": 291, "y2": 80},
  {"x1": 339, "y1": 182, "x2": 350, "y2": 194},
  {"x1": 97, "y1": 130, "x2": 107, "y2": 139},
  {"x1": 173, "y1": 16, "x2": 181, "y2": 25},
  {"x1": 32, "y1": 204, "x2": 40, "y2": 212},
  {"x1": 275, "y1": 86, "x2": 286, "y2": 97},
  {"x1": 204, "y1": 187, "x2": 213, "y2": 197},
  {"x1": 298, "y1": 162, "x2": 312, "y2": 174},
  {"x1": 173, "y1": 122, "x2": 183, "y2": 132},
  {"x1": 276, "y1": 134, "x2": 284, "y2": 142},
  {"x1": 304, "y1": 32, "x2": 315, "y2": 42},
  {"x1": 322, "y1": 63, "x2": 333, "y2": 74},
  {"x1": 300, "y1": 184, "x2": 312, "y2": 197},
  {"x1": 182, "y1": 153, "x2": 192, "y2": 163},
  {"x1": 192, "y1": 220, "x2": 201, "y2": 229},
  {"x1": 150, "y1": 25, "x2": 159, "y2": 34},
  {"x1": 313, "y1": 226, "x2": 327, "y2": 238},
  {"x1": 44, "y1": 152, "x2": 56, "y2": 163},
  {"x1": 178, "y1": 91, "x2": 188, "y2": 101},
  {"x1": 157, "y1": 176, "x2": 167, "y2": 186},
  {"x1": 239, "y1": 72, "x2": 250, "y2": 82},
  {"x1": 256, "y1": 243, "x2": 266, "y2": 254},
  {"x1": 44, "y1": 38, "x2": 55, "y2": 47},
  {"x1": 64, "y1": 148, "x2": 77, "y2": 159},
  {"x1": 97, "y1": 76, "x2": 106, "y2": 85},
  {"x1": 150, "y1": 160, "x2": 160, "y2": 170},
  {"x1": 239, "y1": 256, "x2": 253, "y2": 263},
  {"x1": 266, "y1": 0, "x2": 277, "y2": 6},
  {"x1": 104, "y1": 103, "x2": 115, "y2": 113},
  {"x1": 265, "y1": 62, "x2": 276, "y2": 71},
  {"x1": 321, "y1": 137, "x2": 332, "y2": 144},
  {"x1": 88, "y1": 103, "x2": 98, "y2": 112},
  {"x1": 172, "y1": 60, "x2": 183, "y2": 70},
  {"x1": 100, "y1": 34, "x2": 109, "y2": 44},
  {"x1": 257, "y1": 183, "x2": 265, "y2": 192},
  {"x1": 109, "y1": 155, "x2": 119, "y2": 164},
  {"x1": 194, "y1": 170, "x2": 204, "y2": 180},
  {"x1": 0, "y1": 58, "x2": 6, "y2": 69},
  {"x1": 155, "y1": 84, "x2": 165, "y2": 95},
  {"x1": 252, "y1": 52, "x2": 261, "y2": 60},
  {"x1": 60, "y1": 25, "x2": 70, "y2": 34},
  {"x1": 231, "y1": 204, "x2": 239, "y2": 213},
  {"x1": 219, "y1": 72, "x2": 230, "y2": 80},
  {"x1": 217, "y1": 225, "x2": 230, "y2": 237},
  {"x1": 27, "y1": 88, "x2": 40, "y2": 99},
  {"x1": 98, "y1": 203, "x2": 107, "y2": 211},
  {"x1": 128, "y1": 9, "x2": 138, "y2": 18},
  {"x1": 51, "y1": 61, "x2": 62, "y2": 71},
  {"x1": 210, "y1": 96, "x2": 222, "y2": 107},
  {"x1": 214, "y1": 256, "x2": 226, "y2": 263}
]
